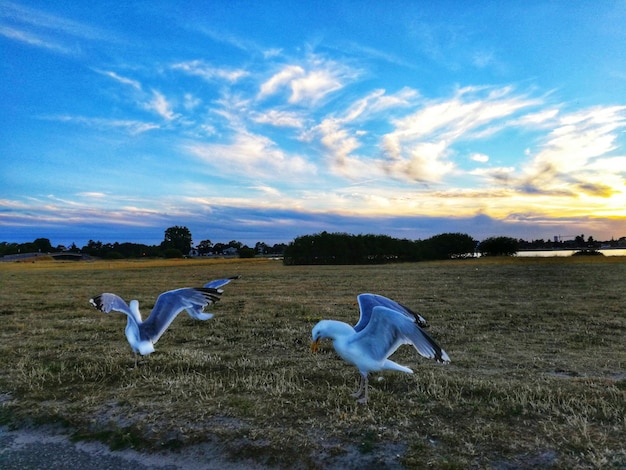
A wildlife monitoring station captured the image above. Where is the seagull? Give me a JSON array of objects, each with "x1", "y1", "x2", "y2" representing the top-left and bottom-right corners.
[
  {"x1": 311, "y1": 293, "x2": 450, "y2": 403},
  {"x1": 89, "y1": 276, "x2": 239, "y2": 363}
]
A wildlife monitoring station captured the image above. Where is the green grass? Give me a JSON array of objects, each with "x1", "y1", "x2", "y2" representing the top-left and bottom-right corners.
[{"x1": 0, "y1": 256, "x2": 625, "y2": 468}]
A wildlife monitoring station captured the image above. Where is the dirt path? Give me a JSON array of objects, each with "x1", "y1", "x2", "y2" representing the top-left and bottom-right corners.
[
  {"x1": 0, "y1": 424, "x2": 412, "y2": 469},
  {"x1": 0, "y1": 425, "x2": 271, "y2": 470}
]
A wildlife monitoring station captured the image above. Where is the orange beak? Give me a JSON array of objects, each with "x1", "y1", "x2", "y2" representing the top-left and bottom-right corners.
[{"x1": 310, "y1": 338, "x2": 320, "y2": 353}]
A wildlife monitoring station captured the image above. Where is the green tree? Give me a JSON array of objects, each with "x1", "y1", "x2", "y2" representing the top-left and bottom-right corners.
[
  {"x1": 196, "y1": 239, "x2": 213, "y2": 255},
  {"x1": 283, "y1": 231, "x2": 424, "y2": 265},
  {"x1": 33, "y1": 238, "x2": 53, "y2": 253},
  {"x1": 239, "y1": 246, "x2": 256, "y2": 258},
  {"x1": 423, "y1": 233, "x2": 477, "y2": 260},
  {"x1": 255, "y1": 242, "x2": 268, "y2": 255},
  {"x1": 228, "y1": 240, "x2": 243, "y2": 250},
  {"x1": 0, "y1": 242, "x2": 19, "y2": 256},
  {"x1": 82, "y1": 240, "x2": 104, "y2": 256},
  {"x1": 161, "y1": 226, "x2": 192, "y2": 254},
  {"x1": 479, "y1": 236, "x2": 519, "y2": 257}
]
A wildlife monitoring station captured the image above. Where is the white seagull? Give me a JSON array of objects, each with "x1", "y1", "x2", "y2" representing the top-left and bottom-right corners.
[
  {"x1": 89, "y1": 276, "x2": 239, "y2": 363},
  {"x1": 311, "y1": 293, "x2": 450, "y2": 403}
]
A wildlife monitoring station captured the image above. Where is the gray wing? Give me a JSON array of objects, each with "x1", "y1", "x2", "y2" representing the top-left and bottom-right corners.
[
  {"x1": 141, "y1": 287, "x2": 222, "y2": 342},
  {"x1": 355, "y1": 293, "x2": 428, "y2": 332},
  {"x1": 203, "y1": 275, "x2": 240, "y2": 290},
  {"x1": 352, "y1": 305, "x2": 450, "y2": 363},
  {"x1": 89, "y1": 293, "x2": 133, "y2": 316}
]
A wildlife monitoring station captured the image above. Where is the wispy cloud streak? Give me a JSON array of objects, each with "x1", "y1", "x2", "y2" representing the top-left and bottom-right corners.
[
  {"x1": 40, "y1": 115, "x2": 159, "y2": 134},
  {"x1": 172, "y1": 60, "x2": 248, "y2": 82},
  {"x1": 0, "y1": 1, "x2": 120, "y2": 56}
]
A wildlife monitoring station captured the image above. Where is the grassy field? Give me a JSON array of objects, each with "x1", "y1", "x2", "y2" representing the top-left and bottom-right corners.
[{"x1": 0, "y1": 256, "x2": 624, "y2": 468}]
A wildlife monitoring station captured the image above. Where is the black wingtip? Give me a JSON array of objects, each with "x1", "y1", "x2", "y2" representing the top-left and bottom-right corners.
[
  {"x1": 195, "y1": 287, "x2": 223, "y2": 303},
  {"x1": 414, "y1": 323, "x2": 450, "y2": 363},
  {"x1": 436, "y1": 349, "x2": 451, "y2": 363},
  {"x1": 399, "y1": 302, "x2": 429, "y2": 328}
]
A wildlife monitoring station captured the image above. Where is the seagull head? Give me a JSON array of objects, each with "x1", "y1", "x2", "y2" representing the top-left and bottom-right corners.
[
  {"x1": 311, "y1": 320, "x2": 350, "y2": 352},
  {"x1": 310, "y1": 320, "x2": 328, "y2": 353},
  {"x1": 137, "y1": 341, "x2": 155, "y2": 356}
]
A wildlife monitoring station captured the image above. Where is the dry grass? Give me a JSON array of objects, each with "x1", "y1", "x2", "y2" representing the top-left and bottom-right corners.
[{"x1": 0, "y1": 256, "x2": 624, "y2": 468}]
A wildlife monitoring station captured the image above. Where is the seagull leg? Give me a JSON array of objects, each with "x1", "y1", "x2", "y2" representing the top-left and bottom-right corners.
[
  {"x1": 131, "y1": 352, "x2": 138, "y2": 369},
  {"x1": 351, "y1": 373, "x2": 365, "y2": 398},
  {"x1": 132, "y1": 348, "x2": 154, "y2": 368},
  {"x1": 356, "y1": 374, "x2": 369, "y2": 404}
]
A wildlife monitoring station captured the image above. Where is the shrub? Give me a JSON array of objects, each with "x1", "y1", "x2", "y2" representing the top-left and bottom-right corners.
[
  {"x1": 238, "y1": 247, "x2": 256, "y2": 258},
  {"x1": 162, "y1": 248, "x2": 184, "y2": 258},
  {"x1": 572, "y1": 249, "x2": 604, "y2": 256}
]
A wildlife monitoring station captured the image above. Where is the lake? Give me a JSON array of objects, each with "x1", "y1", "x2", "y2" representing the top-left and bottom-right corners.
[{"x1": 517, "y1": 248, "x2": 626, "y2": 257}]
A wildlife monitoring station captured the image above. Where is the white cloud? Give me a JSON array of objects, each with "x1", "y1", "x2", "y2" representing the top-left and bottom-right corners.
[
  {"x1": 303, "y1": 87, "x2": 421, "y2": 181},
  {"x1": 95, "y1": 69, "x2": 141, "y2": 90},
  {"x1": 257, "y1": 57, "x2": 355, "y2": 105},
  {"x1": 41, "y1": 115, "x2": 159, "y2": 134},
  {"x1": 378, "y1": 86, "x2": 542, "y2": 182},
  {"x1": 146, "y1": 90, "x2": 179, "y2": 121},
  {"x1": 251, "y1": 109, "x2": 304, "y2": 128},
  {"x1": 384, "y1": 140, "x2": 455, "y2": 183},
  {"x1": 469, "y1": 166, "x2": 516, "y2": 181},
  {"x1": 525, "y1": 106, "x2": 626, "y2": 178},
  {"x1": 512, "y1": 108, "x2": 560, "y2": 127},
  {"x1": 389, "y1": 86, "x2": 537, "y2": 142},
  {"x1": 470, "y1": 153, "x2": 489, "y2": 163},
  {"x1": 315, "y1": 118, "x2": 361, "y2": 164},
  {"x1": 329, "y1": 154, "x2": 385, "y2": 182},
  {"x1": 451, "y1": 104, "x2": 626, "y2": 203},
  {"x1": 342, "y1": 88, "x2": 418, "y2": 123},
  {"x1": 258, "y1": 65, "x2": 305, "y2": 99},
  {"x1": 211, "y1": 93, "x2": 251, "y2": 128},
  {"x1": 0, "y1": 2, "x2": 123, "y2": 60},
  {"x1": 0, "y1": 25, "x2": 75, "y2": 54},
  {"x1": 250, "y1": 185, "x2": 282, "y2": 197},
  {"x1": 77, "y1": 192, "x2": 107, "y2": 198},
  {"x1": 289, "y1": 68, "x2": 343, "y2": 104},
  {"x1": 185, "y1": 131, "x2": 317, "y2": 180},
  {"x1": 171, "y1": 60, "x2": 248, "y2": 82},
  {"x1": 0, "y1": 2, "x2": 111, "y2": 42}
]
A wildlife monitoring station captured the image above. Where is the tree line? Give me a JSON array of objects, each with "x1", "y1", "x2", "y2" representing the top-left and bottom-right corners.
[
  {"x1": 2, "y1": 227, "x2": 623, "y2": 263},
  {"x1": 282, "y1": 232, "x2": 626, "y2": 265},
  {"x1": 282, "y1": 232, "x2": 516, "y2": 264},
  {"x1": 0, "y1": 226, "x2": 286, "y2": 260}
]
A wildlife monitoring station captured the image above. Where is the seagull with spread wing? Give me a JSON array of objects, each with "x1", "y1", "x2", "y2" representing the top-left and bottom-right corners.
[
  {"x1": 311, "y1": 293, "x2": 450, "y2": 403},
  {"x1": 90, "y1": 276, "x2": 239, "y2": 363}
]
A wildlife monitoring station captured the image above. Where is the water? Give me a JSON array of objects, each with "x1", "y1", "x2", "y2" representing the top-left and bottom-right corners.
[{"x1": 516, "y1": 248, "x2": 626, "y2": 257}]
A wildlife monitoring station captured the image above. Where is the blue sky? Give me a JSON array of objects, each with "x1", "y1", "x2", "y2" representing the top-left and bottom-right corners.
[{"x1": 2, "y1": 1, "x2": 626, "y2": 247}]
